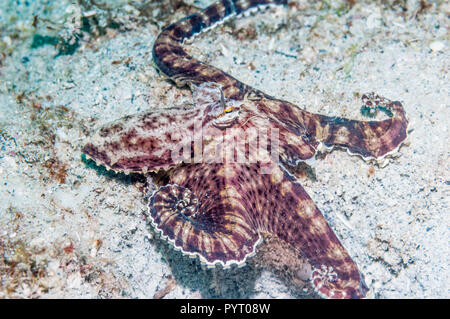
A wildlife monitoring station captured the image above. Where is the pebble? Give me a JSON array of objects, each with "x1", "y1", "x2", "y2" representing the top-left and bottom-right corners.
[{"x1": 429, "y1": 41, "x2": 445, "y2": 52}]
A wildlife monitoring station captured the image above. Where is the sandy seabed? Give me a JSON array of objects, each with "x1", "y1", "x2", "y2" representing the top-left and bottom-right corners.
[{"x1": 0, "y1": 0, "x2": 448, "y2": 298}]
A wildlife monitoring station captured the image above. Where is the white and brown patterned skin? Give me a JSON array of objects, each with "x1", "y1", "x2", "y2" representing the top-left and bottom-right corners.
[{"x1": 83, "y1": 0, "x2": 408, "y2": 298}]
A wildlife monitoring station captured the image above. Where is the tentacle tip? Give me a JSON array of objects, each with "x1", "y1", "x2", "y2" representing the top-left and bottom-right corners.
[
  {"x1": 360, "y1": 105, "x2": 380, "y2": 118},
  {"x1": 311, "y1": 265, "x2": 369, "y2": 299},
  {"x1": 360, "y1": 105, "x2": 394, "y2": 118},
  {"x1": 360, "y1": 92, "x2": 402, "y2": 118}
]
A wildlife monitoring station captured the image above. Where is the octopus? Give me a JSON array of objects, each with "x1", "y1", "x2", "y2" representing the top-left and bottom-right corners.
[{"x1": 82, "y1": 0, "x2": 408, "y2": 299}]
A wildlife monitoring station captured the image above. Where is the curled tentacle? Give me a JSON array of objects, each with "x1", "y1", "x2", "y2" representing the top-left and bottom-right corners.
[
  {"x1": 148, "y1": 164, "x2": 261, "y2": 268},
  {"x1": 258, "y1": 93, "x2": 408, "y2": 162},
  {"x1": 316, "y1": 93, "x2": 408, "y2": 160}
]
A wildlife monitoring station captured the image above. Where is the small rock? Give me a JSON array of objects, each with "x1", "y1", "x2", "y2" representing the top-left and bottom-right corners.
[{"x1": 429, "y1": 41, "x2": 445, "y2": 52}]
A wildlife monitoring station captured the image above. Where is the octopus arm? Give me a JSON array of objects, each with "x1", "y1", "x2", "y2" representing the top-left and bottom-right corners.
[
  {"x1": 152, "y1": 0, "x2": 288, "y2": 100},
  {"x1": 82, "y1": 106, "x2": 204, "y2": 173},
  {"x1": 264, "y1": 94, "x2": 408, "y2": 161},
  {"x1": 148, "y1": 163, "x2": 261, "y2": 268},
  {"x1": 253, "y1": 99, "x2": 321, "y2": 165},
  {"x1": 303, "y1": 94, "x2": 408, "y2": 160},
  {"x1": 256, "y1": 165, "x2": 369, "y2": 298}
]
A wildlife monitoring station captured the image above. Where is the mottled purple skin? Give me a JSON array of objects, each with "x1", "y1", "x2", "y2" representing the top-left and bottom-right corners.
[{"x1": 83, "y1": 0, "x2": 408, "y2": 299}]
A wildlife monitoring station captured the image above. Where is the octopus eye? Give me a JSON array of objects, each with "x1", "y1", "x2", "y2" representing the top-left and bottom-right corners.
[
  {"x1": 213, "y1": 109, "x2": 239, "y2": 129},
  {"x1": 224, "y1": 106, "x2": 233, "y2": 114},
  {"x1": 208, "y1": 102, "x2": 225, "y2": 117}
]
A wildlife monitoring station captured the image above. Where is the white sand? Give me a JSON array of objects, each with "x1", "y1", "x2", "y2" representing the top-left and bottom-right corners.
[{"x1": 0, "y1": 0, "x2": 448, "y2": 298}]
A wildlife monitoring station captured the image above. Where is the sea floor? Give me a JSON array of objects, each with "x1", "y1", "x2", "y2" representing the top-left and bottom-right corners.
[{"x1": 0, "y1": 0, "x2": 448, "y2": 298}]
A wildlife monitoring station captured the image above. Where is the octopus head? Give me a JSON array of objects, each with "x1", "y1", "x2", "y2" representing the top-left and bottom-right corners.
[
  {"x1": 210, "y1": 100, "x2": 242, "y2": 129},
  {"x1": 193, "y1": 82, "x2": 244, "y2": 129}
]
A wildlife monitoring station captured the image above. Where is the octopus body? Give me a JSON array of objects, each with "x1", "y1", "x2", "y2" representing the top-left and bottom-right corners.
[{"x1": 83, "y1": 0, "x2": 408, "y2": 299}]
